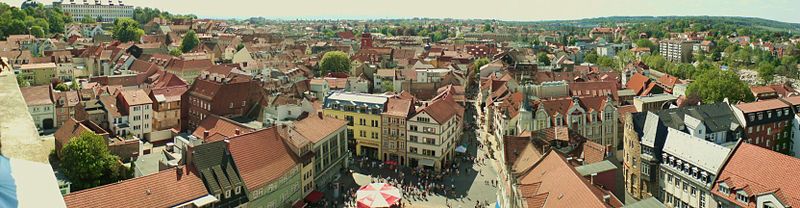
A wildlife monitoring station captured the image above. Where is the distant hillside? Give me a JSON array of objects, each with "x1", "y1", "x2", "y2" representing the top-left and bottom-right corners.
[{"x1": 524, "y1": 16, "x2": 800, "y2": 33}]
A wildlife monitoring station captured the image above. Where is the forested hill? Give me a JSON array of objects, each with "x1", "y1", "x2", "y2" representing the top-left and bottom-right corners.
[{"x1": 526, "y1": 16, "x2": 800, "y2": 33}]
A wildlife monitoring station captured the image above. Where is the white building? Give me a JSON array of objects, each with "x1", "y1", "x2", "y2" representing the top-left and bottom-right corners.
[
  {"x1": 118, "y1": 89, "x2": 153, "y2": 139},
  {"x1": 20, "y1": 85, "x2": 56, "y2": 131},
  {"x1": 406, "y1": 96, "x2": 463, "y2": 171},
  {"x1": 658, "y1": 128, "x2": 732, "y2": 208},
  {"x1": 53, "y1": 0, "x2": 134, "y2": 23}
]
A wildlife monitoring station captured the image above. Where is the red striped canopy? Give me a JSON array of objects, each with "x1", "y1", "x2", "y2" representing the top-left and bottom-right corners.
[{"x1": 356, "y1": 183, "x2": 402, "y2": 208}]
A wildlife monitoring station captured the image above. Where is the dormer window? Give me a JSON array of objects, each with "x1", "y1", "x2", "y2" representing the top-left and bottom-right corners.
[
  {"x1": 235, "y1": 186, "x2": 242, "y2": 194},
  {"x1": 736, "y1": 190, "x2": 749, "y2": 203},
  {"x1": 719, "y1": 183, "x2": 730, "y2": 195},
  {"x1": 225, "y1": 190, "x2": 232, "y2": 199}
]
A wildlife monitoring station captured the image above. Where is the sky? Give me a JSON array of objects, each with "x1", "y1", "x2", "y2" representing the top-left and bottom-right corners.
[{"x1": 7, "y1": 0, "x2": 800, "y2": 23}]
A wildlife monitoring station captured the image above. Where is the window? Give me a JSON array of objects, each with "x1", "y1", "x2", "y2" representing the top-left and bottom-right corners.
[
  {"x1": 410, "y1": 125, "x2": 418, "y2": 131},
  {"x1": 225, "y1": 190, "x2": 231, "y2": 198},
  {"x1": 422, "y1": 149, "x2": 436, "y2": 156},
  {"x1": 719, "y1": 183, "x2": 730, "y2": 195},
  {"x1": 425, "y1": 138, "x2": 435, "y2": 145},
  {"x1": 683, "y1": 181, "x2": 689, "y2": 192},
  {"x1": 417, "y1": 117, "x2": 430, "y2": 123},
  {"x1": 699, "y1": 192, "x2": 706, "y2": 208},
  {"x1": 409, "y1": 147, "x2": 418, "y2": 153},
  {"x1": 409, "y1": 136, "x2": 418, "y2": 142},
  {"x1": 736, "y1": 191, "x2": 749, "y2": 203},
  {"x1": 691, "y1": 186, "x2": 697, "y2": 196}
]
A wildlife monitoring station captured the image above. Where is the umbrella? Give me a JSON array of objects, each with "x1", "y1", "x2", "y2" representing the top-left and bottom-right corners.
[
  {"x1": 356, "y1": 183, "x2": 402, "y2": 208},
  {"x1": 455, "y1": 145, "x2": 468, "y2": 153}
]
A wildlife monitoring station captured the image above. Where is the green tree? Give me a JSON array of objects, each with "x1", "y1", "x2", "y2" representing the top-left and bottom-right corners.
[
  {"x1": 472, "y1": 57, "x2": 491, "y2": 72},
  {"x1": 634, "y1": 39, "x2": 656, "y2": 52},
  {"x1": 584, "y1": 52, "x2": 598, "y2": 64},
  {"x1": 236, "y1": 43, "x2": 245, "y2": 52},
  {"x1": 70, "y1": 81, "x2": 80, "y2": 90},
  {"x1": 29, "y1": 25, "x2": 45, "y2": 38},
  {"x1": 537, "y1": 52, "x2": 551, "y2": 66},
  {"x1": 111, "y1": 18, "x2": 144, "y2": 42},
  {"x1": 16, "y1": 74, "x2": 29, "y2": 87},
  {"x1": 597, "y1": 56, "x2": 616, "y2": 68},
  {"x1": 60, "y1": 132, "x2": 129, "y2": 190},
  {"x1": 180, "y1": 30, "x2": 200, "y2": 53},
  {"x1": 54, "y1": 83, "x2": 69, "y2": 91},
  {"x1": 169, "y1": 48, "x2": 183, "y2": 56},
  {"x1": 687, "y1": 69, "x2": 754, "y2": 103},
  {"x1": 757, "y1": 61, "x2": 776, "y2": 83},
  {"x1": 81, "y1": 15, "x2": 96, "y2": 24},
  {"x1": 319, "y1": 51, "x2": 351, "y2": 75}
]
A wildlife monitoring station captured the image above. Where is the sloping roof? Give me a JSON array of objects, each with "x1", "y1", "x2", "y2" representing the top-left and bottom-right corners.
[
  {"x1": 416, "y1": 96, "x2": 462, "y2": 124},
  {"x1": 626, "y1": 73, "x2": 650, "y2": 95},
  {"x1": 383, "y1": 97, "x2": 415, "y2": 118},
  {"x1": 292, "y1": 112, "x2": 348, "y2": 144},
  {"x1": 712, "y1": 142, "x2": 800, "y2": 207},
  {"x1": 120, "y1": 89, "x2": 152, "y2": 106},
  {"x1": 227, "y1": 127, "x2": 299, "y2": 190},
  {"x1": 20, "y1": 85, "x2": 53, "y2": 106},
  {"x1": 192, "y1": 115, "x2": 256, "y2": 142},
  {"x1": 62, "y1": 167, "x2": 208, "y2": 208},
  {"x1": 582, "y1": 141, "x2": 607, "y2": 164},
  {"x1": 735, "y1": 99, "x2": 790, "y2": 113},
  {"x1": 663, "y1": 128, "x2": 731, "y2": 172},
  {"x1": 518, "y1": 151, "x2": 622, "y2": 208}
]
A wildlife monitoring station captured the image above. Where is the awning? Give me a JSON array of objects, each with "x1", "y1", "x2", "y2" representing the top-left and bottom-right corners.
[
  {"x1": 455, "y1": 145, "x2": 468, "y2": 153},
  {"x1": 305, "y1": 191, "x2": 324, "y2": 203},
  {"x1": 292, "y1": 200, "x2": 306, "y2": 208},
  {"x1": 419, "y1": 159, "x2": 436, "y2": 167}
]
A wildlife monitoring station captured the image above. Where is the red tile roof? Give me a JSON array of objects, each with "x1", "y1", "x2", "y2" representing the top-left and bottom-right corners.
[
  {"x1": 626, "y1": 73, "x2": 650, "y2": 95},
  {"x1": 63, "y1": 167, "x2": 208, "y2": 208},
  {"x1": 292, "y1": 112, "x2": 348, "y2": 143},
  {"x1": 193, "y1": 115, "x2": 256, "y2": 142},
  {"x1": 582, "y1": 141, "x2": 607, "y2": 164},
  {"x1": 712, "y1": 143, "x2": 800, "y2": 207},
  {"x1": 120, "y1": 89, "x2": 152, "y2": 106},
  {"x1": 518, "y1": 151, "x2": 622, "y2": 208},
  {"x1": 383, "y1": 97, "x2": 415, "y2": 118},
  {"x1": 20, "y1": 85, "x2": 53, "y2": 106},
  {"x1": 735, "y1": 99, "x2": 790, "y2": 113},
  {"x1": 227, "y1": 127, "x2": 300, "y2": 191}
]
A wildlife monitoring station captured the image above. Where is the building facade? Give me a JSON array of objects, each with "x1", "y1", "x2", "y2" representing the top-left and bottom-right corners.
[
  {"x1": 381, "y1": 97, "x2": 415, "y2": 166},
  {"x1": 732, "y1": 99, "x2": 793, "y2": 153},
  {"x1": 623, "y1": 112, "x2": 648, "y2": 200},
  {"x1": 658, "y1": 129, "x2": 731, "y2": 208},
  {"x1": 18, "y1": 63, "x2": 57, "y2": 86},
  {"x1": 53, "y1": 0, "x2": 134, "y2": 22},
  {"x1": 660, "y1": 40, "x2": 696, "y2": 63},
  {"x1": 20, "y1": 85, "x2": 56, "y2": 131},
  {"x1": 322, "y1": 92, "x2": 388, "y2": 160},
  {"x1": 118, "y1": 90, "x2": 153, "y2": 139},
  {"x1": 406, "y1": 96, "x2": 462, "y2": 171}
]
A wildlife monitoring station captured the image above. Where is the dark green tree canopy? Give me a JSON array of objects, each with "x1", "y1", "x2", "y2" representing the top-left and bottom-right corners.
[
  {"x1": 319, "y1": 51, "x2": 351, "y2": 75},
  {"x1": 60, "y1": 132, "x2": 129, "y2": 190},
  {"x1": 112, "y1": 18, "x2": 144, "y2": 42},
  {"x1": 687, "y1": 69, "x2": 754, "y2": 103},
  {"x1": 180, "y1": 30, "x2": 200, "y2": 53}
]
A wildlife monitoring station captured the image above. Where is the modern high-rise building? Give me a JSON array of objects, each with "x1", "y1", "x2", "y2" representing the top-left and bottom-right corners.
[
  {"x1": 659, "y1": 40, "x2": 697, "y2": 63},
  {"x1": 52, "y1": 0, "x2": 134, "y2": 23}
]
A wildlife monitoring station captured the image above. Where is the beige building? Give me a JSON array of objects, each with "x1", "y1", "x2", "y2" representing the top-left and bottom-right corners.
[
  {"x1": 117, "y1": 89, "x2": 153, "y2": 139},
  {"x1": 406, "y1": 96, "x2": 463, "y2": 171},
  {"x1": 623, "y1": 112, "x2": 647, "y2": 199},
  {"x1": 148, "y1": 86, "x2": 187, "y2": 142},
  {"x1": 382, "y1": 97, "x2": 415, "y2": 166},
  {"x1": 20, "y1": 85, "x2": 56, "y2": 131},
  {"x1": 18, "y1": 63, "x2": 57, "y2": 86}
]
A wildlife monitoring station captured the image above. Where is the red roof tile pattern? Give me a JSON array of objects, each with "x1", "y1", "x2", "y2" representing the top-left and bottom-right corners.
[
  {"x1": 20, "y1": 85, "x2": 53, "y2": 106},
  {"x1": 192, "y1": 115, "x2": 256, "y2": 142},
  {"x1": 63, "y1": 167, "x2": 208, "y2": 208},
  {"x1": 292, "y1": 112, "x2": 348, "y2": 143},
  {"x1": 712, "y1": 143, "x2": 800, "y2": 207},
  {"x1": 735, "y1": 99, "x2": 790, "y2": 113},
  {"x1": 227, "y1": 127, "x2": 300, "y2": 191},
  {"x1": 518, "y1": 151, "x2": 623, "y2": 208}
]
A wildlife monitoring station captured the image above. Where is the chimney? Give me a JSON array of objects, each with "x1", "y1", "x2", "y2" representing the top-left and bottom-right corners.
[
  {"x1": 317, "y1": 111, "x2": 323, "y2": 119},
  {"x1": 590, "y1": 173, "x2": 597, "y2": 185},
  {"x1": 603, "y1": 194, "x2": 611, "y2": 205},
  {"x1": 224, "y1": 139, "x2": 231, "y2": 150},
  {"x1": 184, "y1": 145, "x2": 194, "y2": 167},
  {"x1": 234, "y1": 129, "x2": 240, "y2": 136},
  {"x1": 203, "y1": 130, "x2": 209, "y2": 139},
  {"x1": 176, "y1": 165, "x2": 184, "y2": 178}
]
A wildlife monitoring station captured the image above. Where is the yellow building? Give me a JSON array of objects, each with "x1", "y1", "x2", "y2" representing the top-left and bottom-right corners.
[
  {"x1": 322, "y1": 92, "x2": 388, "y2": 160},
  {"x1": 18, "y1": 63, "x2": 57, "y2": 86}
]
